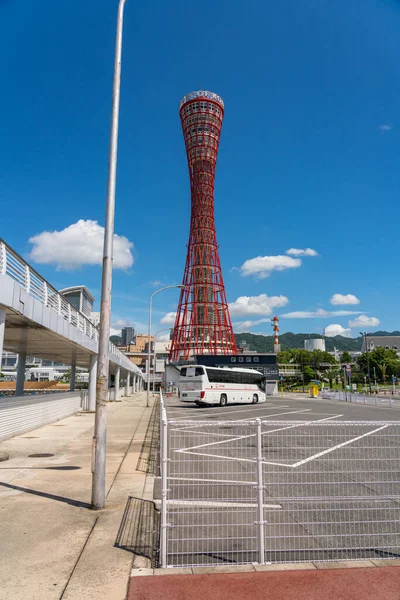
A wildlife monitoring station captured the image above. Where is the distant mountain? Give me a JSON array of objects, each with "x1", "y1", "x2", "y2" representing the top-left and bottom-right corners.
[
  {"x1": 110, "y1": 335, "x2": 122, "y2": 345},
  {"x1": 235, "y1": 332, "x2": 363, "y2": 352},
  {"x1": 367, "y1": 331, "x2": 400, "y2": 337}
]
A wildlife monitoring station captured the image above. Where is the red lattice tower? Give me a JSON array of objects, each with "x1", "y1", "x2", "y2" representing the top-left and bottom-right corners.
[{"x1": 169, "y1": 90, "x2": 237, "y2": 362}]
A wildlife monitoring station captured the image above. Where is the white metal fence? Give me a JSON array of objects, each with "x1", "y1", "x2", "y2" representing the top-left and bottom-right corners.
[
  {"x1": 321, "y1": 389, "x2": 400, "y2": 409},
  {"x1": 159, "y1": 402, "x2": 400, "y2": 568}
]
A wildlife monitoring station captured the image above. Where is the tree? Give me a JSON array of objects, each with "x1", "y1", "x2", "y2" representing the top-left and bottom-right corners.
[
  {"x1": 378, "y1": 363, "x2": 388, "y2": 384},
  {"x1": 277, "y1": 351, "x2": 292, "y2": 364},
  {"x1": 324, "y1": 368, "x2": 340, "y2": 389},
  {"x1": 303, "y1": 365, "x2": 315, "y2": 383},
  {"x1": 340, "y1": 351, "x2": 352, "y2": 364},
  {"x1": 357, "y1": 347, "x2": 400, "y2": 383}
]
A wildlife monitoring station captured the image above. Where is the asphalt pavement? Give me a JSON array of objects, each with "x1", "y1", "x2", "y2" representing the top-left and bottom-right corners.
[{"x1": 162, "y1": 394, "x2": 400, "y2": 568}]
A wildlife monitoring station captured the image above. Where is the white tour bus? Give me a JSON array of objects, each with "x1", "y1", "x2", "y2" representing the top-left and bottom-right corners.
[{"x1": 179, "y1": 365, "x2": 267, "y2": 406}]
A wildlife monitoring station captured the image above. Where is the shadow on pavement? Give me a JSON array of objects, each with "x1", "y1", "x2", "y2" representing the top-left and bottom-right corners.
[{"x1": 0, "y1": 480, "x2": 91, "y2": 508}]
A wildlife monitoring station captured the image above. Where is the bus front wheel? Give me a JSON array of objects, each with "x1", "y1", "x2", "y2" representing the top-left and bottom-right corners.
[
  {"x1": 219, "y1": 394, "x2": 227, "y2": 407},
  {"x1": 252, "y1": 394, "x2": 259, "y2": 404}
]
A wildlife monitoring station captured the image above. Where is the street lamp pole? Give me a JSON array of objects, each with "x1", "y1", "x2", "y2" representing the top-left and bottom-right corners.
[
  {"x1": 147, "y1": 285, "x2": 184, "y2": 407},
  {"x1": 91, "y1": 0, "x2": 127, "y2": 510},
  {"x1": 361, "y1": 331, "x2": 372, "y2": 394},
  {"x1": 152, "y1": 328, "x2": 173, "y2": 395}
]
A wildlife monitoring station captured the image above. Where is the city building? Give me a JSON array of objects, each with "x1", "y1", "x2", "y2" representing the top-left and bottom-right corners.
[
  {"x1": 0, "y1": 352, "x2": 84, "y2": 382},
  {"x1": 304, "y1": 338, "x2": 326, "y2": 352},
  {"x1": 362, "y1": 336, "x2": 400, "y2": 355},
  {"x1": 121, "y1": 327, "x2": 136, "y2": 346},
  {"x1": 59, "y1": 285, "x2": 99, "y2": 326},
  {"x1": 169, "y1": 90, "x2": 237, "y2": 362},
  {"x1": 123, "y1": 335, "x2": 155, "y2": 369}
]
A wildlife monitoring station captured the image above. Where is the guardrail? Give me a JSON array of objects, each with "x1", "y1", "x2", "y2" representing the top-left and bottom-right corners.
[
  {"x1": 159, "y1": 412, "x2": 400, "y2": 568},
  {"x1": 321, "y1": 389, "x2": 400, "y2": 408},
  {"x1": 0, "y1": 238, "x2": 137, "y2": 373}
]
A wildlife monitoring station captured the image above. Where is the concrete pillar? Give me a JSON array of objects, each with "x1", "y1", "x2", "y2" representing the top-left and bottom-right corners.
[
  {"x1": 0, "y1": 308, "x2": 5, "y2": 374},
  {"x1": 70, "y1": 361, "x2": 76, "y2": 392},
  {"x1": 15, "y1": 351, "x2": 26, "y2": 397},
  {"x1": 114, "y1": 366, "x2": 120, "y2": 401},
  {"x1": 88, "y1": 354, "x2": 97, "y2": 411},
  {"x1": 125, "y1": 372, "x2": 129, "y2": 396}
]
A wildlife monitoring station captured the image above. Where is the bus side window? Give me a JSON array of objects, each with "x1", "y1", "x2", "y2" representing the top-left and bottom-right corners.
[{"x1": 180, "y1": 368, "x2": 187, "y2": 377}]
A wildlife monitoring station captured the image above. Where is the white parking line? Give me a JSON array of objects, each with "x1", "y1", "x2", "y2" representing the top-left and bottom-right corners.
[
  {"x1": 167, "y1": 500, "x2": 282, "y2": 508},
  {"x1": 168, "y1": 477, "x2": 255, "y2": 485},
  {"x1": 170, "y1": 404, "x2": 284, "y2": 420},
  {"x1": 175, "y1": 410, "x2": 313, "y2": 452},
  {"x1": 290, "y1": 424, "x2": 388, "y2": 467},
  {"x1": 176, "y1": 414, "x2": 345, "y2": 466}
]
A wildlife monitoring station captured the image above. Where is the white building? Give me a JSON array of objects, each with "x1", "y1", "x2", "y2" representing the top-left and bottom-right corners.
[{"x1": 304, "y1": 338, "x2": 326, "y2": 352}]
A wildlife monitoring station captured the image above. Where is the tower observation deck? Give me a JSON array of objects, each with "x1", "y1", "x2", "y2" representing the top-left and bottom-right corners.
[{"x1": 169, "y1": 90, "x2": 237, "y2": 362}]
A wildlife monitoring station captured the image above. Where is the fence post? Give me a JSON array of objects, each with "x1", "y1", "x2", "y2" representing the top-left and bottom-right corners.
[
  {"x1": 25, "y1": 265, "x2": 31, "y2": 294},
  {"x1": 43, "y1": 281, "x2": 48, "y2": 306},
  {"x1": 255, "y1": 418, "x2": 265, "y2": 564},
  {"x1": 0, "y1": 241, "x2": 6, "y2": 275},
  {"x1": 160, "y1": 398, "x2": 168, "y2": 568}
]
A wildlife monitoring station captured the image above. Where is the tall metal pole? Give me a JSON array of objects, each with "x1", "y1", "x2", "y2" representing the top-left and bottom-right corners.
[
  {"x1": 91, "y1": 0, "x2": 127, "y2": 510},
  {"x1": 361, "y1": 332, "x2": 372, "y2": 394},
  {"x1": 147, "y1": 285, "x2": 184, "y2": 407},
  {"x1": 152, "y1": 328, "x2": 172, "y2": 395}
]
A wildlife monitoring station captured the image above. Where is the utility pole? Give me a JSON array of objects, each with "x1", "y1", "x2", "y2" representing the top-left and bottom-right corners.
[
  {"x1": 147, "y1": 285, "x2": 184, "y2": 407},
  {"x1": 91, "y1": 0, "x2": 127, "y2": 510},
  {"x1": 361, "y1": 331, "x2": 372, "y2": 394}
]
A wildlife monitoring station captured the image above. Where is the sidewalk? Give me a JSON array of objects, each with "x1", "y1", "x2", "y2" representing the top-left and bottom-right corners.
[{"x1": 0, "y1": 392, "x2": 155, "y2": 600}]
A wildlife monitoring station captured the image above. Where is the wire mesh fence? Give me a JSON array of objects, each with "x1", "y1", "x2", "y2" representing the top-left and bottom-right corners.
[{"x1": 160, "y1": 412, "x2": 400, "y2": 567}]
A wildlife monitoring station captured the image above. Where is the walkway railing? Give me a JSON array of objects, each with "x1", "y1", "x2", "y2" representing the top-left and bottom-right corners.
[
  {"x1": 0, "y1": 238, "x2": 136, "y2": 372},
  {"x1": 0, "y1": 238, "x2": 98, "y2": 341}
]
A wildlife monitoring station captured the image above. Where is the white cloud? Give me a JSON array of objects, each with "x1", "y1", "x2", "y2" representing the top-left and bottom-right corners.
[
  {"x1": 110, "y1": 319, "x2": 135, "y2": 337},
  {"x1": 330, "y1": 293, "x2": 360, "y2": 306},
  {"x1": 233, "y1": 318, "x2": 271, "y2": 332},
  {"x1": 286, "y1": 248, "x2": 318, "y2": 257},
  {"x1": 160, "y1": 312, "x2": 177, "y2": 325},
  {"x1": 281, "y1": 309, "x2": 362, "y2": 319},
  {"x1": 156, "y1": 333, "x2": 171, "y2": 342},
  {"x1": 238, "y1": 255, "x2": 301, "y2": 279},
  {"x1": 348, "y1": 314, "x2": 381, "y2": 328},
  {"x1": 379, "y1": 123, "x2": 393, "y2": 133},
  {"x1": 149, "y1": 280, "x2": 163, "y2": 287},
  {"x1": 229, "y1": 294, "x2": 289, "y2": 317},
  {"x1": 323, "y1": 324, "x2": 352, "y2": 338},
  {"x1": 28, "y1": 219, "x2": 134, "y2": 270}
]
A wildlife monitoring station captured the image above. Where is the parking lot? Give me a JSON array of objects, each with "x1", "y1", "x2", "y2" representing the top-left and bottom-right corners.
[{"x1": 162, "y1": 394, "x2": 400, "y2": 567}]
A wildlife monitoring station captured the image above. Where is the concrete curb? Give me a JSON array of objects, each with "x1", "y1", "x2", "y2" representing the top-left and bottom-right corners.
[{"x1": 131, "y1": 559, "x2": 400, "y2": 577}]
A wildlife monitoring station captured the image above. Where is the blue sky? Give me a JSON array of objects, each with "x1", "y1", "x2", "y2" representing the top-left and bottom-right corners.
[{"x1": 1, "y1": 0, "x2": 399, "y2": 338}]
